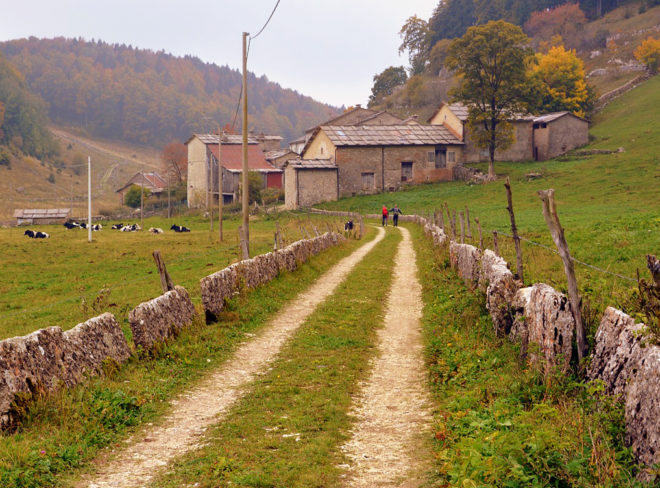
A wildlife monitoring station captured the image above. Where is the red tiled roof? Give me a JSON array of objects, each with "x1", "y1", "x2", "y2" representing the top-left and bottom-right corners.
[
  {"x1": 143, "y1": 172, "x2": 167, "y2": 189},
  {"x1": 208, "y1": 144, "x2": 279, "y2": 171}
]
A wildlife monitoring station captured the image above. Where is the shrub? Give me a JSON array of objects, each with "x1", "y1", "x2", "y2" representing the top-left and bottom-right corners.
[
  {"x1": 124, "y1": 185, "x2": 151, "y2": 208},
  {"x1": 0, "y1": 146, "x2": 11, "y2": 168},
  {"x1": 635, "y1": 36, "x2": 660, "y2": 73}
]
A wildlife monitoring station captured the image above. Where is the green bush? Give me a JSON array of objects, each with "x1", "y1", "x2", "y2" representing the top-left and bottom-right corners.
[
  {"x1": 0, "y1": 146, "x2": 10, "y2": 168},
  {"x1": 124, "y1": 185, "x2": 150, "y2": 208}
]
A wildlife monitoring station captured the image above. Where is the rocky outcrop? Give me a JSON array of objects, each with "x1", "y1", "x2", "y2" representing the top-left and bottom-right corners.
[
  {"x1": 588, "y1": 307, "x2": 650, "y2": 396},
  {"x1": 625, "y1": 346, "x2": 660, "y2": 473},
  {"x1": 1, "y1": 314, "x2": 130, "y2": 431},
  {"x1": 480, "y1": 250, "x2": 519, "y2": 336},
  {"x1": 129, "y1": 286, "x2": 196, "y2": 353},
  {"x1": 511, "y1": 284, "x2": 575, "y2": 374},
  {"x1": 449, "y1": 242, "x2": 482, "y2": 286},
  {"x1": 201, "y1": 232, "x2": 344, "y2": 321}
]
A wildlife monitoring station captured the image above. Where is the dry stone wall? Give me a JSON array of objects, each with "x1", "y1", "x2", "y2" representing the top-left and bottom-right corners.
[
  {"x1": 201, "y1": 232, "x2": 344, "y2": 321},
  {"x1": 0, "y1": 313, "x2": 130, "y2": 431},
  {"x1": 411, "y1": 212, "x2": 658, "y2": 471},
  {"x1": 129, "y1": 286, "x2": 196, "y2": 353}
]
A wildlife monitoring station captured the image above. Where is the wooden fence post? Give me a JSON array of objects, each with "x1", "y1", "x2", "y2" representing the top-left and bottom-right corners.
[
  {"x1": 452, "y1": 209, "x2": 457, "y2": 240},
  {"x1": 359, "y1": 215, "x2": 364, "y2": 239},
  {"x1": 152, "y1": 250, "x2": 174, "y2": 293},
  {"x1": 538, "y1": 189, "x2": 587, "y2": 363},
  {"x1": 505, "y1": 177, "x2": 524, "y2": 283},
  {"x1": 439, "y1": 208, "x2": 445, "y2": 234},
  {"x1": 475, "y1": 217, "x2": 483, "y2": 249},
  {"x1": 239, "y1": 226, "x2": 249, "y2": 260},
  {"x1": 493, "y1": 231, "x2": 499, "y2": 256},
  {"x1": 465, "y1": 205, "x2": 472, "y2": 239},
  {"x1": 459, "y1": 211, "x2": 465, "y2": 244}
]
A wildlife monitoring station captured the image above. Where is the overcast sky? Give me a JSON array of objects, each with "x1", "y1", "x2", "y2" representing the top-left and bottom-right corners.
[{"x1": 0, "y1": 0, "x2": 437, "y2": 107}]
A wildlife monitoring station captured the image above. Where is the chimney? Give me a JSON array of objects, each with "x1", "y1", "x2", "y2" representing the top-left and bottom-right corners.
[{"x1": 356, "y1": 104, "x2": 361, "y2": 109}]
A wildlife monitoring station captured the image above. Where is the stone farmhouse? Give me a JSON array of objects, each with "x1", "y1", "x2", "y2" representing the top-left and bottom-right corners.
[
  {"x1": 284, "y1": 124, "x2": 463, "y2": 209},
  {"x1": 428, "y1": 102, "x2": 589, "y2": 162},
  {"x1": 185, "y1": 134, "x2": 282, "y2": 208}
]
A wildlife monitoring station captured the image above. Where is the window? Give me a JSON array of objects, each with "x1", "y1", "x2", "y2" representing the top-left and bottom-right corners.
[
  {"x1": 361, "y1": 172, "x2": 375, "y2": 190},
  {"x1": 447, "y1": 151, "x2": 455, "y2": 163},
  {"x1": 401, "y1": 162, "x2": 413, "y2": 182},
  {"x1": 427, "y1": 151, "x2": 435, "y2": 163}
]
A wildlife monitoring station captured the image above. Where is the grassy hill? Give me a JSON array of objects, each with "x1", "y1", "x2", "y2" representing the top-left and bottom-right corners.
[
  {"x1": 0, "y1": 127, "x2": 166, "y2": 222},
  {"x1": 321, "y1": 75, "x2": 660, "y2": 320}
]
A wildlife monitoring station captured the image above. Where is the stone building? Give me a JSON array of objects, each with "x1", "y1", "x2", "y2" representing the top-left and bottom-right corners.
[
  {"x1": 185, "y1": 134, "x2": 282, "y2": 208},
  {"x1": 115, "y1": 171, "x2": 167, "y2": 205},
  {"x1": 301, "y1": 124, "x2": 463, "y2": 199},
  {"x1": 428, "y1": 102, "x2": 588, "y2": 162},
  {"x1": 284, "y1": 159, "x2": 338, "y2": 209}
]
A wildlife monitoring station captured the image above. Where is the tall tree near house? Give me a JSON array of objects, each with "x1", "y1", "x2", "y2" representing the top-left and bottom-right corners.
[
  {"x1": 160, "y1": 141, "x2": 187, "y2": 182},
  {"x1": 399, "y1": 16, "x2": 431, "y2": 76},
  {"x1": 368, "y1": 66, "x2": 408, "y2": 107},
  {"x1": 446, "y1": 20, "x2": 533, "y2": 179}
]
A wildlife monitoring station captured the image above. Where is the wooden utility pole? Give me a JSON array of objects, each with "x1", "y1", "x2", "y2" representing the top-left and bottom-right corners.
[
  {"x1": 140, "y1": 167, "x2": 144, "y2": 229},
  {"x1": 538, "y1": 189, "x2": 587, "y2": 363},
  {"x1": 218, "y1": 129, "x2": 223, "y2": 242},
  {"x1": 241, "y1": 31, "x2": 250, "y2": 259},
  {"x1": 505, "y1": 177, "x2": 523, "y2": 283}
]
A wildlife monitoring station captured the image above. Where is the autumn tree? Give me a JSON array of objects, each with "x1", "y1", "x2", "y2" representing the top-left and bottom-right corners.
[
  {"x1": 399, "y1": 16, "x2": 431, "y2": 75},
  {"x1": 528, "y1": 42, "x2": 595, "y2": 118},
  {"x1": 428, "y1": 39, "x2": 452, "y2": 75},
  {"x1": 446, "y1": 20, "x2": 534, "y2": 178},
  {"x1": 368, "y1": 66, "x2": 408, "y2": 107},
  {"x1": 524, "y1": 3, "x2": 588, "y2": 48},
  {"x1": 161, "y1": 140, "x2": 187, "y2": 183},
  {"x1": 635, "y1": 36, "x2": 660, "y2": 74}
]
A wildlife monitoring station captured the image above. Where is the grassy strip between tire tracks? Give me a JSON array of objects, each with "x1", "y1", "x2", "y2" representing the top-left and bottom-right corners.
[
  {"x1": 150, "y1": 227, "x2": 402, "y2": 488},
  {"x1": 0, "y1": 227, "x2": 371, "y2": 488},
  {"x1": 409, "y1": 224, "x2": 647, "y2": 487}
]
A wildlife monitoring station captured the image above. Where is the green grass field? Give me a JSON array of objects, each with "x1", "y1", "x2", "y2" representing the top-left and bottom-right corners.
[
  {"x1": 319, "y1": 76, "x2": 660, "y2": 328},
  {"x1": 0, "y1": 212, "x2": 345, "y2": 340}
]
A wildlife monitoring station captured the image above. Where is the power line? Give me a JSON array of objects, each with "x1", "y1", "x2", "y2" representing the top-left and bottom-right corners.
[{"x1": 250, "y1": 0, "x2": 281, "y2": 40}]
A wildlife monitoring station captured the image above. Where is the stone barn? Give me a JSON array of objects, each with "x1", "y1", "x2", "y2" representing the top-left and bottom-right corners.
[
  {"x1": 284, "y1": 159, "x2": 338, "y2": 209},
  {"x1": 301, "y1": 125, "x2": 463, "y2": 198},
  {"x1": 429, "y1": 102, "x2": 589, "y2": 162}
]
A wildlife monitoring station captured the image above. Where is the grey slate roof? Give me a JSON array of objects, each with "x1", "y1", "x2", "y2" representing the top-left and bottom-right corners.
[
  {"x1": 14, "y1": 208, "x2": 71, "y2": 218},
  {"x1": 532, "y1": 112, "x2": 588, "y2": 123},
  {"x1": 320, "y1": 125, "x2": 463, "y2": 147},
  {"x1": 447, "y1": 103, "x2": 469, "y2": 121},
  {"x1": 189, "y1": 133, "x2": 259, "y2": 145},
  {"x1": 285, "y1": 159, "x2": 337, "y2": 169}
]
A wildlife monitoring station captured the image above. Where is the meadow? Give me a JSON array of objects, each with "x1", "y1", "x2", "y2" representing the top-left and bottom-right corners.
[
  {"x1": 319, "y1": 76, "x2": 660, "y2": 329},
  {"x1": 0, "y1": 212, "x2": 344, "y2": 340}
]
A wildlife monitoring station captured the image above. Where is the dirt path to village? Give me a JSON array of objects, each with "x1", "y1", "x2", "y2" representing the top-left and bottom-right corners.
[
  {"x1": 77, "y1": 227, "x2": 385, "y2": 488},
  {"x1": 340, "y1": 226, "x2": 433, "y2": 487}
]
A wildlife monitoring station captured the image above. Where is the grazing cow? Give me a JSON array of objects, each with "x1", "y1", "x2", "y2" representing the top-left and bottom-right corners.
[
  {"x1": 344, "y1": 220, "x2": 354, "y2": 231},
  {"x1": 149, "y1": 227, "x2": 164, "y2": 234},
  {"x1": 111, "y1": 223, "x2": 124, "y2": 230},
  {"x1": 64, "y1": 221, "x2": 80, "y2": 229},
  {"x1": 24, "y1": 230, "x2": 49, "y2": 239},
  {"x1": 170, "y1": 224, "x2": 191, "y2": 233}
]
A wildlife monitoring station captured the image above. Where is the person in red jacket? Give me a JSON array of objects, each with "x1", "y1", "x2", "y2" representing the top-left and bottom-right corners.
[{"x1": 382, "y1": 205, "x2": 388, "y2": 226}]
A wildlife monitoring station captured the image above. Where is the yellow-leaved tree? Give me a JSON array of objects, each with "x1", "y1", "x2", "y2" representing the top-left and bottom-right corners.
[
  {"x1": 528, "y1": 42, "x2": 595, "y2": 118},
  {"x1": 634, "y1": 37, "x2": 660, "y2": 74}
]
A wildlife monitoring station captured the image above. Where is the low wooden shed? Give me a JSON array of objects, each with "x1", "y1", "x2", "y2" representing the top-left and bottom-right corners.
[{"x1": 14, "y1": 208, "x2": 71, "y2": 225}]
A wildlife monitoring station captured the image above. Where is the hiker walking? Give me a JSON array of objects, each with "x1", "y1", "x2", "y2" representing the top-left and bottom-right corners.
[
  {"x1": 389, "y1": 204, "x2": 402, "y2": 227},
  {"x1": 382, "y1": 205, "x2": 389, "y2": 226}
]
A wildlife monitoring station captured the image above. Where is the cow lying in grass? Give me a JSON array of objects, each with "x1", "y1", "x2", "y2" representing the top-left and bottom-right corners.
[
  {"x1": 111, "y1": 223, "x2": 124, "y2": 230},
  {"x1": 24, "y1": 230, "x2": 49, "y2": 239},
  {"x1": 64, "y1": 221, "x2": 80, "y2": 229},
  {"x1": 149, "y1": 227, "x2": 164, "y2": 234},
  {"x1": 121, "y1": 224, "x2": 141, "y2": 232},
  {"x1": 170, "y1": 224, "x2": 190, "y2": 232}
]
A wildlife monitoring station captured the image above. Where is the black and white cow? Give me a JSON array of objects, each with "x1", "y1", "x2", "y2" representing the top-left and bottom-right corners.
[
  {"x1": 91, "y1": 224, "x2": 102, "y2": 231},
  {"x1": 170, "y1": 224, "x2": 191, "y2": 233},
  {"x1": 64, "y1": 221, "x2": 80, "y2": 229},
  {"x1": 148, "y1": 227, "x2": 164, "y2": 234},
  {"x1": 121, "y1": 224, "x2": 141, "y2": 232},
  {"x1": 24, "y1": 230, "x2": 49, "y2": 239},
  {"x1": 111, "y1": 223, "x2": 124, "y2": 230}
]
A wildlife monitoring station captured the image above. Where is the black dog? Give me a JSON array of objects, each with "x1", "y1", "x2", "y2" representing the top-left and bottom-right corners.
[{"x1": 344, "y1": 220, "x2": 354, "y2": 231}]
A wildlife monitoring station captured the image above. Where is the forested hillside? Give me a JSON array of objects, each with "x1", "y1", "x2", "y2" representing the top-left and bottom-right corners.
[
  {"x1": 0, "y1": 37, "x2": 339, "y2": 147},
  {"x1": 0, "y1": 51, "x2": 57, "y2": 161}
]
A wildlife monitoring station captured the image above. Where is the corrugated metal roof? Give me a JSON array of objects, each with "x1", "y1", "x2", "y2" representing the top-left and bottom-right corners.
[
  {"x1": 208, "y1": 144, "x2": 280, "y2": 171},
  {"x1": 320, "y1": 125, "x2": 463, "y2": 147},
  {"x1": 14, "y1": 208, "x2": 71, "y2": 218},
  {"x1": 533, "y1": 112, "x2": 571, "y2": 123}
]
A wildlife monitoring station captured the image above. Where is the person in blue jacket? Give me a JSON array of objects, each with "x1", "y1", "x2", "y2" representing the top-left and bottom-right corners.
[{"x1": 389, "y1": 204, "x2": 402, "y2": 226}]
